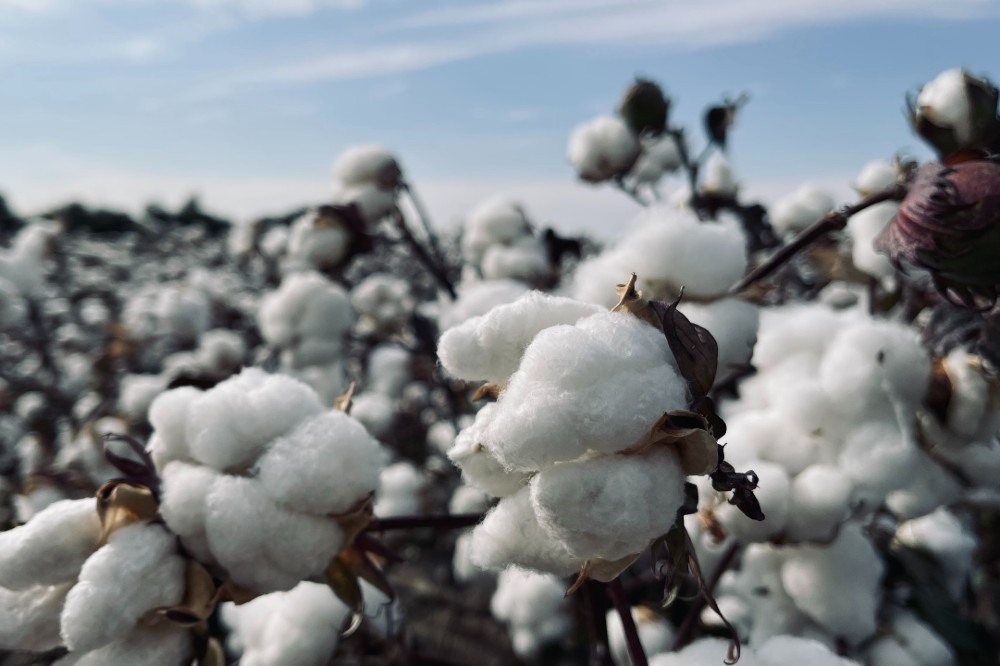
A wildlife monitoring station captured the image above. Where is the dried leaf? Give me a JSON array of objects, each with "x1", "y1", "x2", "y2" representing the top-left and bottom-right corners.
[
  {"x1": 155, "y1": 560, "x2": 218, "y2": 627},
  {"x1": 472, "y1": 383, "x2": 504, "y2": 402},
  {"x1": 637, "y1": 410, "x2": 719, "y2": 475},
  {"x1": 95, "y1": 480, "x2": 158, "y2": 545},
  {"x1": 197, "y1": 638, "x2": 225, "y2": 666},
  {"x1": 611, "y1": 273, "x2": 662, "y2": 330},
  {"x1": 326, "y1": 554, "x2": 364, "y2": 636},
  {"x1": 330, "y1": 492, "x2": 375, "y2": 545},
  {"x1": 566, "y1": 552, "x2": 643, "y2": 596},
  {"x1": 649, "y1": 295, "x2": 719, "y2": 401}
]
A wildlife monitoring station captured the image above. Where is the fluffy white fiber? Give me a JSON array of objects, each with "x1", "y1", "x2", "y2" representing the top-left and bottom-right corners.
[
  {"x1": 147, "y1": 386, "x2": 203, "y2": 468},
  {"x1": 491, "y1": 569, "x2": 571, "y2": 658},
  {"x1": 770, "y1": 184, "x2": 835, "y2": 235},
  {"x1": 374, "y1": 461, "x2": 427, "y2": 518},
  {"x1": 158, "y1": 460, "x2": 219, "y2": 562},
  {"x1": 333, "y1": 144, "x2": 401, "y2": 188},
  {"x1": 785, "y1": 464, "x2": 853, "y2": 542},
  {"x1": 567, "y1": 115, "x2": 640, "y2": 183},
  {"x1": 286, "y1": 211, "x2": 350, "y2": 272},
  {"x1": 0, "y1": 222, "x2": 58, "y2": 296},
  {"x1": 680, "y1": 298, "x2": 759, "y2": 385},
  {"x1": 57, "y1": 626, "x2": 193, "y2": 666},
  {"x1": 917, "y1": 68, "x2": 973, "y2": 143},
  {"x1": 847, "y1": 201, "x2": 898, "y2": 278},
  {"x1": 366, "y1": 344, "x2": 412, "y2": 398},
  {"x1": 351, "y1": 273, "x2": 413, "y2": 332},
  {"x1": 448, "y1": 404, "x2": 531, "y2": 498},
  {"x1": 437, "y1": 278, "x2": 530, "y2": 331},
  {"x1": 629, "y1": 135, "x2": 682, "y2": 187},
  {"x1": 461, "y1": 197, "x2": 533, "y2": 266},
  {"x1": 649, "y1": 635, "x2": 860, "y2": 666},
  {"x1": 701, "y1": 153, "x2": 738, "y2": 197},
  {"x1": 0, "y1": 582, "x2": 72, "y2": 651},
  {"x1": 895, "y1": 507, "x2": 976, "y2": 599},
  {"x1": 117, "y1": 374, "x2": 168, "y2": 423},
  {"x1": 854, "y1": 159, "x2": 899, "y2": 196},
  {"x1": 481, "y1": 237, "x2": 550, "y2": 283}
]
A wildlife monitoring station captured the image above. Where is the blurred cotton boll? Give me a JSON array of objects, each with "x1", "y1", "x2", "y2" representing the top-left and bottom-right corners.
[
  {"x1": 770, "y1": 184, "x2": 836, "y2": 236},
  {"x1": 490, "y1": 569, "x2": 571, "y2": 659},
  {"x1": 568, "y1": 115, "x2": 641, "y2": 183}
]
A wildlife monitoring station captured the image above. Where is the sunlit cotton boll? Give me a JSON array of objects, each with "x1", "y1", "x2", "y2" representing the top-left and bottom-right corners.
[
  {"x1": 916, "y1": 68, "x2": 975, "y2": 144},
  {"x1": 285, "y1": 211, "x2": 350, "y2": 272},
  {"x1": 770, "y1": 184, "x2": 836, "y2": 236},
  {"x1": 490, "y1": 569, "x2": 572, "y2": 659},
  {"x1": 568, "y1": 115, "x2": 641, "y2": 183}
]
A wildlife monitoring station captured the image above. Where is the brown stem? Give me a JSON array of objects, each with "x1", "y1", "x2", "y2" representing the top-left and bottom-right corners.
[
  {"x1": 401, "y1": 182, "x2": 451, "y2": 275},
  {"x1": 607, "y1": 578, "x2": 647, "y2": 666},
  {"x1": 728, "y1": 184, "x2": 908, "y2": 295},
  {"x1": 671, "y1": 541, "x2": 740, "y2": 652},
  {"x1": 392, "y1": 211, "x2": 457, "y2": 300},
  {"x1": 582, "y1": 580, "x2": 614, "y2": 666},
  {"x1": 364, "y1": 513, "x2": 483, "y2": 532}
]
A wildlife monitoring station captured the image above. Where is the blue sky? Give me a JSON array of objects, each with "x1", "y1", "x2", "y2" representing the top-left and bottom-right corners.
[{"x1": 2, "y1": 0, "x2": 999, "y2": 235}]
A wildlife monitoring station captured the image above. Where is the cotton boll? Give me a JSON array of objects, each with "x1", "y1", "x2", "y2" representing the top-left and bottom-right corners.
[
  {"x1": 941, "y1": 350, "x2": 992, "y2": 438},
  {"x1": 0, "y1": 582, "x2": 72, "y2": 651},
  {"x1": 158, "y1": 461, "x2": 220, "y2": 562},
  {"x1": 680, "y1": 299, "x2": 758, "y2": 384},
  {"x1": 481, "y1": 237, "x2": 550, "y2": 283},
  {"x1": 61, "y1": 522, "x2": 186, "y2": 652},
  {"x1": 437, "y1": 290, "x2": 603, "y2": 384},
  {"x1": 607, "y1": 606, "x2": 674, "y2": 666},
  {"x1": 286, "y1": 212, "x2": 350, "y2": 271},
  {"x1": 780, "y1": 524, "x2": 883, "y2": 644},
  {"x1": 333, "y1": 144, "x2": 401, "y2": 188},
  {"x1": 257, "y1": 411, "x2": 384, "y2": 515},
  {"x1": 753, "y1": 303, "x2": 848, "y2": 371},
  {"x1": 865, "y1": 637, "x2": 922, "y2": 666},
  {"x1": 185, "y1": 368, "x2": 324, "y2": 471},
  {"x1": 755, "y1": 635, "x2": 859, "y2": 666},
  {"x1": 701, "y1": 153, "x2": 738, "y2": 196},
  {"x1": 714, "y1": 460, "x2": 790, "y2": 543},
  {"x1": 426, "y1": 420, "x2": 457, "y2": 456},
  {"x1": 351, "y1": 274, "x2": 413, "y2": 333},
  {"x1": 197, "y1": 328, "x2": 246, "y2": 377},
  {"x1": 568, "y1": 115, "x2": 640, "y2": 183},
  {"x1": 530, "y1": 448, "x2": 685, "y2": 561},
  {"x1": 117, "y1": 374, "x2": 168, "y2": 424},
  {"x1": 885, "y1": 454, "x2": 964, "y2": 520},
  {"x1": 438, "y1": 279, "x2": 530, "y2": 331},
  {"x1": 258, "y1": 272, "x2": 353, "y2": 364},
  {"x1": 785, "y1": 465, "x2": 853, "y2": 542},
  {"x1": 350, "y1": 392, "x2": 396, "y2": 440},
  {"x1": 449, "y1": 484, "x2": 491, "y2": 515},
  {"x1": 839, "y1": 421, "x2": 919, "y2": 505},
  {"x1": 470, "y1": 487, "x2": 579, "y2": 576},
  {"x1": 648, "y1": 638, "x2": 746, "y2": 666},
  {"x1": 375, "y1": 461, "x2": 427, "y2": 518},
  {"x1": 0, "y1": 498, "x2": 100, "y2": 590},
  {"x1": 895, "y1": 508, "x2": 976, "y2": 599},
  {"x1": 259, "y1": 225, "x2": 289, "y2": 258},
  {"x1": 60, "y1": 626, "x2": 192, "y2": 666},
  {"x1": 491, "y1": 569, "x2": 571, "y2": 659},
  {"x1": 452, "y1": 531, "x2": 489, "y2": 584},
  {"x1": 461, "y1": 197, "x2": 533, "y2": 265},
  {"x1": 154, "y1": 287, "x2": 211, "y2": 344},
  {"x1": 770, "y1": 184, "x2": 836, "y2": 236},
  {"x1": 366, "y1": 344, "x2": 411, "y2": 398},
  {"x1": 148, "y1": 386, "x2": 203, "y2": 468},
  {"x1": 882, "y1": 610, "x2": 955, "y2": 666},
  {"x1": 449, "y1": 404, "x2": 531, "y2": 497},
  {"x1": 847, "y1": 201, "x2": 898, "y2": 278},
  {"x1": 916, "y1": 69, "x2": 974, "y2": 144},
  {"x1": 334, "y1": 183, "x2": 397, "y2": 224},
  {"x1": 855, "y1": 160, "x2": 899, "y2": 196},
  {"x1": 629, "y1": 135, "x2": 683, "y2": 187}
]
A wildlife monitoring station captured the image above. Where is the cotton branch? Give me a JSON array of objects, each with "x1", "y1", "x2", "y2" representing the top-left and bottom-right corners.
[
  {"x1": 607, "y1": 578, "x2": 648, "y2": 666},
  {"x1": 391, "y1": 210, "x2": 457, "y2": 300},
  {"x1": 364, "y1": 512, "x2": 484, "y2": 532}
]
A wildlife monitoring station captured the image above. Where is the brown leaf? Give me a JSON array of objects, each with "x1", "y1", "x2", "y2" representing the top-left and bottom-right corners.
[
  {"x1": 472, "y1": 383, "x2": 504, "y2": 402},
  {"x1": 326, "y1": 554, "x2": 365, "y2": 635},
  {"x1": 649, "y1": 295, "x2": 718, "y2": 401},
  {"x1": 95, "y1": 480, "x2": 159, "y2": 545},
  {"x1": 331, "y1": 492, "x2": 375, "y2": 545},
  {"x1": 155, "y1": 560, "x2": 218, "y2": 627},
  {"x1": 611, "y1": 273, "x2": 662, "y2": 330}
]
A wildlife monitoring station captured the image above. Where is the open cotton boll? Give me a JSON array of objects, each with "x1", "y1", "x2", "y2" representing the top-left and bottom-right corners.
[
  {"x1": 461, "y1": 197, "x2": 533, "y2": 265},
  {"x1": 567, "y1": 115, "x2": 640, "y2": 183},
  {"x1": 941, "y1": 350, "x2": 992, "y2": 438},
  {"x1": 714, "y1": 460, "x2": 790, "y2": 543},
  {"x1": 452, "y1": 531, "x2": 489, "y2": 584},
  {"x1": 917, "y1": 69, "x2": 973, "y2": 143},
  {"x1": 366, "y1": 344, "x2": 411, "y2": 398},
  {"x1": 449, "y1": 484, "x2": 491, "y2": 515},
  {"x1": 885, "y1": 453, "x2": 964, "y2": 520},
  {"x1": 0, "y1": 223, "x2": 58, "y2": 296},
  {"x1": 333, "y1": 144, "x2": 401, "y2": 188},
  {"x1": 257, "y1": 410, "x2": 383, "y2": 516},
  {"x1": 438, "y1": 290, "x2": 603, "y2": 384},
  {"x1": 153, "y1": 286, "x2": 211, "y2": 344},
  {"x1": 752, "y1": 303, "x2": 850, "y2": 371},
  {"x1": 855, "y1": 160, "x2": 899, "y2": 196},
  {"x1": 607, "y1": 607, "x2": 674, "y2": 666},
  {"x1": 117, "y1": 373, "x2": 168, "y2": 423},
  {"x1": 530, "y1": 448, "x2": 685, "y2": 561},
  {"x1": 865, "y1": 637, "x2": 922, "y2": 666},
  {"x1": 438, "y1": 279, "x2": 530, "y2": 331},
  {"x1": 427, "y1": 420, "x2": 458, "y2": 456},
  {"x1": 780, "y1": 524, "x2": 883, "y2": 644},
  {"x1": 481, "y1": 237, "x2": 550, "y2": 283},
  {"x1": 839, "y1": 421, "x2": 919, "y2": 504},
  {"x1": 483, "y1": 312, "x2": 688, "y2": 471},
  {"x1": 630, "y1": 135, "x2": 682, "y2": 187},
  {"x1": 158, "y1": 461, "x2": 220, "y2": 562},
  {"x1": 60, "y1": 522, "x2": 186, "y2": 652},
  {"x1": 196, "y1": 328, "x2": 246, "y2": 376},
  {"x1": 470, "y1": 486, "x2": 579, "y2": 575},
  {"x1": 785, "y1": 465, "x2": 853, "y2": 542},
  {"x1": 449, "y1": 404, "x2": 531, "y2": 497},
  {"x1": 258, "y1": 271, "x2": 353, "y2": 354},
  {"x1": 770, "y1": 184, "x2": 836, "y2": 236},
  {"x1": 680, "y1": 299, "x2": 758, "y2": 384},
  {"x1": 334, "y1": 183, "x2": 398, "y2": 224},
  {"x1": 205, "y1": 476, "x2": 344, "y2": 593},
  {"x1": 185, "y1": 368, "x2": 324, "y2": 471},
  {"x1": 847, "y1": 201, "x2": 898, "y2": 279},
  {"x1": 0, "y1": 582, "x2": 72, "y2": 651},
  {"x1": 491, "y1": 569, "x2": 571, "y2": 659},
  {"x1": 349, "y1": 392, "x2": 396, "y2": 440},
  {"x1": 649, "y1": 638, "x2": 751, "y2": 666},
  {"x1": 285, "y1": 212, "x2": 350, "y2": 272},
  {"x1": 701, "y1": 152, "x2": 738, "y2": 196},
  {"x1": 895, "y1": 508, "x2": 976, "y2": 599},
  {"x1": 819, "y1": 319, "x2": 930, "y2": 419},
  {"x1": 58, "y1": 626, "x2": 193, "y2": 666},
  {"x1": 351, "y1": 274, "x2": 413, "y2": 332},
  {"x1": 375, "y1": 461, "x2": 427, "y2": 518},
  {"x1": 879, "y1": 610, "x2": 955, "y2": 666},
  {"x1": 0, "y1": 498, "x2": 100, "y2": 590},
  {"x1": 755, "y1": 635, "x2": 860, "y2": 666}
]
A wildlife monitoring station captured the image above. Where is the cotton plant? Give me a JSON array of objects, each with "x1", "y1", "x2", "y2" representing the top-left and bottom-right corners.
[{"x1": 490, "y1": 568, "x2": 573, "y2": 659}]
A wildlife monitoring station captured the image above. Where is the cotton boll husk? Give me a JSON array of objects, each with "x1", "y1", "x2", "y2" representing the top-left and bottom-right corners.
[
  {"x1": 680, "y1": 298, "x2": 758, "y2": 384},
  {"x1": 491, "y1": 569, "x2": 570, "y2": 658},
  {"x1": 449, "y1": 404, "x2": 531, "y2": 497},
  {"x1": 770, "y1": 184, "x2": 836, "y2": 236},
  {"x1": 701, "y1": 152, "x2": 738, "y2": 196},
  {"x1": 185, "y1": 368, "x2": 324, "y2": 471},
  {"x1": 349, "y1": 392, "x2": 396, "y2": 440},
  {"x1": 855, "y1": 160, "x2": 899, "y2": 196},
  {"x1": 286, "y1": 213, "x2": 350, "y2": 270},
  {"x1": 895, "y1": 508, "x2": 976, "y2": 599},
  {"x1": 204, "y1": 476, "x2": 344, "y2": 592},
  {"x1": 438, "y1": 279, "x2": 530, "y2": 331},
  {"x1": 847, "y1": 201, "x2": 898, "y2": 279},
  {"x1": 158, "y1": 461, "x2": 221, "y2": 562},
  {"x1": 917, "y1": 69, "x2": 973, "y2": 143},
  {"x1": 839, "y1": 421, "x2": 920, "y2": 505},
  {"x1": 780, "y1": 523, "x2": 883, "y2": 644},
  {"x1": 567, "y1": 115, "x2": 640, "y2": 183},
  {"x1": 819, "y1": 319, "x2": 930, "y2": 419},
  {"x1": 375, "y1": 461, "x2": 427, "y2": 518},
  {"x1": 148, "y1": 386, "x2": 203, "y2": 468},
  {"x1": 366, "y1": 344, "x2": 411, "y2": 398},
  {"x1": 606, "y1": 607, "x2": 674, "y2": 666},
  {"x1": 785, "y1": 465, "x2": 853, "y2": 542},
  {"x1": 714, "y1": 460, "x2": 790, "y2": 543},
  {"x1": 117, "y1": 373, "x2": 168, "y2": 423},
  {"x1": 470, "y1": 486, "x2": 578, "y2": 575},
  {"x1": 0, "y1": 498, "x2": 100, "y2": 590},
  {"x1": 461, "y1": 197, "x2": 533, "y2": 265},
  {"x1": 481, "y1": 237, "x2": 550, "y2": 283},
  {"x1": 0, "y1": 582, "x2": 72, "y2": 651},
  {"x1": 57, "y1": 626, "x2": 193, "y2": 666},
  {"x1": 60, "y1": 522, "x2": 186, "y2": 652},
  {"x1": 437, "y1": 290, "x2": 603, "y2": 384},
  {"x1": 755, "y1": 635, "x2": 860, "y2": 666},
  {"x1": 530, "y1": 448, "x2": 685, "y2": 561},
  {"x1": 449, "y1": 484, "x2": 491, "y2": 515},
  {"x1": 333, "y1": 144, "x2": 400, "y2": 188}
]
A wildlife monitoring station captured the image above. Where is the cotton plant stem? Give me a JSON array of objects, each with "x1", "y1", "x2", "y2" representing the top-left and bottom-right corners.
[
  {"x1": 728, "y1": 184, "x2": 908, "y2": 295},
  {"x1": 613, "y1": 177, "x2": 650, "y2": 207},
  {"x1": 364, "y1": 513, "x2": 483, "y2": 532},
  {"x1": 392, "y1": 211, "x2": 458, "y2": 300},
  {"x1": 583, "y1": 580, "x2": 614, "y2": 666},
  {"x1": 401, "y1": 182, "x2": 451, "y2": 272},
  {"x1": 607, "y1": 578, "x2": 648, "y2": 666},
  {"x1": 670, "y1": 541, "x2": 740, "y2": 652}
]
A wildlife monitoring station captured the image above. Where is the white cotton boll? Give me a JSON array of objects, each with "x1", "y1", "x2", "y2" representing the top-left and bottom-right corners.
[
  {"x1": 847, "y1": 201, "x2": 898, "y2": 279},
  {"x1": 13, "y1": 486, "x2": 67, "y2": 524},
  {"x1": 785, "y1": 465, "x2": 853, "y2": 542},
  {"x1": 753, "y1": 303, "x2": 848, "y2": 371},
  {"x1": 866, "y1": 637, "x2": 922, "y2": 666},
  {"x1": 839, "y1": 421, "x2": 919, "y2": 504},
  {"x1": 491, "y1": 569, "x2": 571, "y2": 658},
  {"x1": 61, "y1": 522, "x2": 186, "y2": 652},
  {"x1": 630, "y1": 135, "x2": 683, "y2": 187},
  {"x1": 449, "y1": 404, "x2": 531, "y2": 497},
  {"x1": 770, "y1": 184, "x2": 836, "y2": 236},
  {"x1": 438, "y1": 290, "x2": 603, "y2": 384},
  {"x1": 61, "y1": 626, "x2": 193, "y2": 666},
  {"x1": 197, "y1": 329, "x2": 246, "y2": 376},
  {"x1": 780, "y1": 524, "x2": 883, "y2": 644},
  {"x1": 530, "y1": 448, "x2": 685, "y2": 561},
  {"x1": 351, "y1": 273, "x2": 413, "y2": 331},
  {"x1": 205, "y1": 476, "x2": 344, "y2": 592},
  {"x1": 714, "y1": 459, "x2": 790, "y2": 543},
  {"x1": 701, "y1": 152, "x2": 738, "y2": 196},
  {"x1": 349, "y1": 392, "x2": 396, "y2": 440},
  {"x1": 452, "y1": 531, "x2": 489, "y2": 583},
  {"x1": 366, "y1": 344, "x2": 411, "y2": 398},
  {"x1": 461, "y1": 197, "x2": 533, "y2": 265},
  {"x1": 0, "y1": 582, "x2": 72, "y2": 651},
  {"x1": 0, "y1": 498, "x2": 100, "y2": 590},
  {"x1": 755, "y1": 635, "x2": 859, "y2": 666},
  {"x1": 648, "y1": 638, "x2": 745, "y2": 666},
  {"x1": 257, "y1": 409, "x2": 383, "y2": 515},
  {"x1": 286, "y1": 212, "x2": 350, "y2": 272},
  {"x1": 680, "y1": 298, "x2": 758, "y2": 384},
  {"x1": 449, "y1": 484, "x2": 491, "y2": 515},
  {"x1": 607, "y1": 607, "x2": 674, "y2": 666},
  {"x1": 259, "y1": 271, "x2": 353, "y2": 358},
  {"x1": 186, "y1": 368, "x2": 325, "y2": 471},
  {"x1": 470, "y1": 486, "x2": 579, "y2": 575},
  {"x1": 259, "y1": 224, "x2": 289, "y2": 258},
  {"x1": 855, "y1": 159, "x2": 899, "y2": 196},
  {"x1": 154, "y1": 287, "x2": 211, "y2": 344},
  {"x1": 895, "y1": 508, "x2": 976, "y2": 599},
  {"x1": 438, "y1": 278, "x2": 530, "y2": 331},
  {"x1": 333, "y1": 144, "x2": 400, "y2": 188},
  {"x1": 0, "y1": 223, "x2": 58, "y2": 296},
  {"x1": 117, "y1": 374, "x2": 168, "y2": 423},
  {"x1": 883, "y1": 610, "x2": 955, "y2": 666},
  {"x1": 481, "y1": 237, "x2": 550, "y2": 283},
  {"x1": 334, "y1": 183, "x2": 398, "y2": 225},
  {"x1": 375, "y1": 461, "x2": 427, "y2": 518},
  {"x1": 885, "y1": 452, "x2": 964, "y2": 520},
  {"x1": 484, "y1": 312, "x2": 688, "y2": 470},
  {"x1": 917, "y1": 69, "x2": 974, "y2": 143},
  {"x1": 427, "y1": 420, "x2": 457, "y2": 456},
  {"x1": 568, "y1": 115, "x2": 640, "y2": 183},
  {"x1": 148, "y1": 386, "x2": 203, "y2": 468},
  {"x1": 819, "y1": 319, "x2": 930, "y2": 419},
  {"x1": 158, "y1": 461, "x2": 220, "y2": 562}
]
